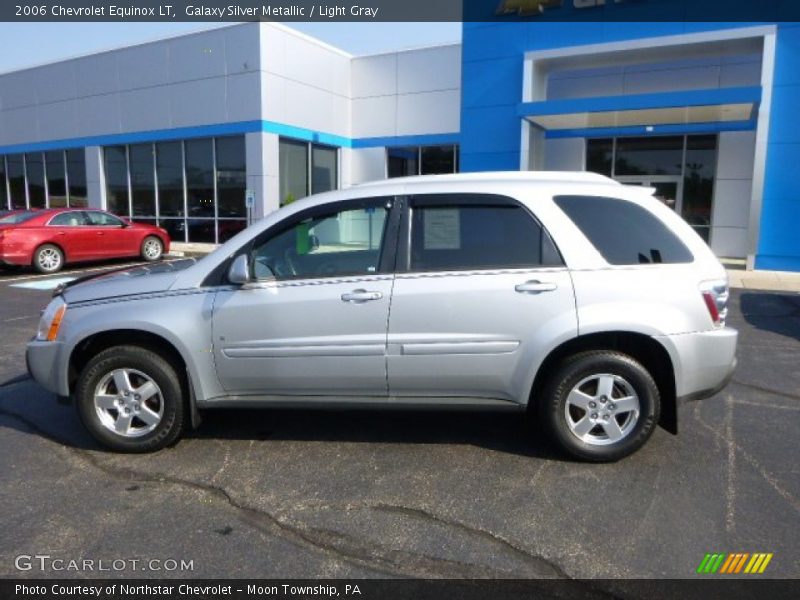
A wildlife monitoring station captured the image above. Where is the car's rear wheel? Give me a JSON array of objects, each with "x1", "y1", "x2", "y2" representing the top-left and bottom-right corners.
[
  {"x1": 539, "y1": 351, "x2": 660, "y2": 462},
  {"x1": 33, "y1": 244, "x2": 64, "y2": 274},
  {"x1": 141, "y1": 236, "x2": 164, "y2": 262},
  {"x1": 75, "y1": 345, "x2": 185, "y2": 452}
]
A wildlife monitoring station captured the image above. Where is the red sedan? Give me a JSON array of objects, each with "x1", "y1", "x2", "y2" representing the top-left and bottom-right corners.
[{"x1": 0, "y1": 208, "x2": 170, "y2": 273}]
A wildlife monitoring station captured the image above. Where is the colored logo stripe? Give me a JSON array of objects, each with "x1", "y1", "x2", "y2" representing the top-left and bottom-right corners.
[{"x1": 697, "y1": 553, "x2": 773, "y2": 574}]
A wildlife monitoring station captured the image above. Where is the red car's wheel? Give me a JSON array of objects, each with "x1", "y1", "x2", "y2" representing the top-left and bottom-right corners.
[
  {"x1": 33, "y1": 244, "x2": 64, "y2": 274},
  {"x1": 140, "y1": 236, "x2": 164, "y2": 262}
]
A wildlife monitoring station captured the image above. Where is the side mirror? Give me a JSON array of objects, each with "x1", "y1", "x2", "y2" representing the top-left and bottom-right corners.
[{"x1": 227, "y1": 254, "x2": 250, "y2": 285}]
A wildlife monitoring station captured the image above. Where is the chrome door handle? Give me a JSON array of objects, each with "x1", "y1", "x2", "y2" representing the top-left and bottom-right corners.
[
  {"x1": 341, "y1": 289, "x2": 383, "y2": 303},
  {"x1": 515, "y1": 280, "x2": 557, "y2": 294}
]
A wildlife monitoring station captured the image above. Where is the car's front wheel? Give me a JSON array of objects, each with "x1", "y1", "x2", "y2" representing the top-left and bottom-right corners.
[
  {"x1": 539, "y1": 351, "x2": 660, "y2": 462},
  {"x1": 140, "y1": 236, "x2": 164, "y2": 262},
  {"x1": 75, "y1": 345, "x2": 185, "y2": 452},
  {"x1": 33, "y1": 244, "x2": 64, "y2": 274}
]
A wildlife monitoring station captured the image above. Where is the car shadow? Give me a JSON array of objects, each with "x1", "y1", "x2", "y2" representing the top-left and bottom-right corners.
[
  {"x1": 0, "y1": 379, "x2": 567, "y2": 460},
  {"x1": 187, "y1": 408, "x2": 568, "y2": 461},
  {"x1": 738, "y1": 291, "x2": 800, "y2": 341}
]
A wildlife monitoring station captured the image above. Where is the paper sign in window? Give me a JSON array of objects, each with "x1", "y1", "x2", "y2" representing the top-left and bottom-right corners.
[{"x1": 423, "y1": 208, "x2": 460, "y2": 250}]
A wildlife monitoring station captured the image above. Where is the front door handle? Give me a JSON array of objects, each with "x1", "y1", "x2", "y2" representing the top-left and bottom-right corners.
[
  {"x1": 515, "y1": 280, "x2": 557, "y2": 294},
  {"x1": 341, "y1": 289, "x2": 383, "y2": 303}
]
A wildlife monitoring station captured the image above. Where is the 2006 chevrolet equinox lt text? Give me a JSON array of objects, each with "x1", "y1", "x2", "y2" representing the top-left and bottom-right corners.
[{"x1": 26, "y1": 172, "x2": 737, "y2": 461}]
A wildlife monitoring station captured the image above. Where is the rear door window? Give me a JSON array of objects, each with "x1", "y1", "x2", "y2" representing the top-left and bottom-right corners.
[
  {"x1": 408, "y1": 194, "x2": 563, "y2": 271},
  {"x1": 554, "y1": 195, "x2": 693, "y2": 265}
]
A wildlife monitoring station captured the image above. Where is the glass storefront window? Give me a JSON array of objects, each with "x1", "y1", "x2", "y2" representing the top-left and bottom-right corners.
[
  {"x1": 683, "y1": 135, "x2": 717, "y2": 243},
  {"x1": 7, "y1": 154, "x2": 26, "y2": 209},
  {"x1": 388, "y1": 145, "x2": 459, "y2": 178},
  {"x1": 156, "y1": 142, "x2": 183, "y2": 218},
  {"x1": 104, "y1": 146, "x2": 129, "y2": 216},
  {"x1": 45, "y1": 151, "x2": 67, "y2": 207},
  {"x1": 66, "y1": 149, "x2": 87, "y2": 207},
  {"x1": 388, "y1": 146, "x2": 418, "y2": 178},
  {"x1": 615, "y1": 136, "x2": 683, "y2": 176},
  {"x1": 185, "y1": 138, "x2": 214, "y2": 220},
  {"x1": 215, "y1": 136, "x2": 246, "y2": 218},
  {"x1": 586, "y1": 138, "x2": 613, "y2": 176},
  {"x1": 420, "y1": 145, "x2": 456, "y2": 175},
  {"x1": 311, "y1": 144, "x2": 337, "y2": 195},
  {"x1": 129, "y1": 144, "x2": 156, "y2": 217},
  {"x1": 0, "y1": 157, "x2": 7, "y2": 210},
  {"x1": 279, "y1": 139, "x2": 308, "y2": 206},
  {"x1": 101, "y1": 135, "x2": 247, "y2": 244},
  {"x1": 26, "y1": 153, "x2": 46, "y2": 208}
]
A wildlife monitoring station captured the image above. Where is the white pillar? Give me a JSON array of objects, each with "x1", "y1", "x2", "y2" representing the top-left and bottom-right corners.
[
  {"x1": 84, "y1": 146, "x2": 105, "y2": 209},
  {"x1": 245, "y1": 131, "x2": 279, "y2": 220}
]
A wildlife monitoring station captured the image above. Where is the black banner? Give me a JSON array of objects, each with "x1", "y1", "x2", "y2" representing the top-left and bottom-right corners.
[
  {"x1": 3, "y1": 579, "x2": 800, "y2": 600},
  {"x1": 3, "y1": 0, "x2": 800, "y2": 23}
]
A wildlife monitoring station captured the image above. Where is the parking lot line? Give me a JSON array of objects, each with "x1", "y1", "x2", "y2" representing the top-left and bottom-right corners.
[{"x1": 0, "y1": 261, "x2": 147, "y2": 284}]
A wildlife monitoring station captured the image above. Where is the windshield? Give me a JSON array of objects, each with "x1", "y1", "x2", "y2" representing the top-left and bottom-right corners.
[{"x1": 0, "y1": 211, "x2": 38, "y2": 224}]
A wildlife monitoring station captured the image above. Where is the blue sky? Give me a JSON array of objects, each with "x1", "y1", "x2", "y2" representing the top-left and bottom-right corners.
[{"x1": 0, "y1": 22, "x2": 461, "y2": 73}]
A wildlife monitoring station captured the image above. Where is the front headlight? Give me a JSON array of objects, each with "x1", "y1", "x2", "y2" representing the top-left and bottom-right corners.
[{"x1": 36, "y1": 297, "x2": 67, "y2": 341}]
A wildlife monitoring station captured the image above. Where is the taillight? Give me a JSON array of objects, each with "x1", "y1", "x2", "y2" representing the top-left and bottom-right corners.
[{"x1": 700, "y1": 279, "x2": 729, "y2": 327}]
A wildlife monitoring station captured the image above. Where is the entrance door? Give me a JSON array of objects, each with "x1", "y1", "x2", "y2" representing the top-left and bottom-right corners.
[{"x1": 615, "y1": 175, "x2": 683, "y2": 214}]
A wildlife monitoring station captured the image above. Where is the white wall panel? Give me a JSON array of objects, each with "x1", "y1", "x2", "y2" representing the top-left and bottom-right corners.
[
  {"x1": 711, "y1": 226, "x2": 748, "y2": 258},
  {"x1": 116, "y1": 43, "x2": 170, "y2": 90},
  {"x1": 623, "y1": 66, "x2": 721, "y2": 94},
  {"x1": 224, "y1": 23, "x2": 261, "y2": 75},
  {"x1": 168, "y1": 79, "x2": 227, "y2": 128},
  {"x1": 73, "y1": 94, "x2": 121, "y2": 136},
  {"x1": 37, "y1": 100, "x2": 77, "y2": 141},
  {"x1": 1, "y1": 106, "x2": 39, "y2": 144},
  {"x1": 716, "y1": 130, "x2": 756, "y2": 179},
  {"x1": 0, "y1": 71, "x2": 39, "y2": 110},
  {"x1": 712, "y1": 179, "x2": 752, "y2": 229},
  {"x1": 543, "y1": 138, "x2": 586, "y2": 171},
  {"x1": 118, "y1": 88, "x2": 171, "y2": 133},
  {"x1": 547, "y1": 74, "x2": 623, "y2": 100},
  {"x1": 397, "y1": 45, "x2": 461, "y2": 94},
  {"x1": 346, "y1": 147, "x2": 386, "y2": 185},
  {"x1": 351, "y1": 54, "x2": 397, "y2": 98},
  {"x1": 226, "y1": 72, "x2": 262, "y2": 123},
  {"x1": 719, "y1": 60, "x2": 761, "y2": 87},
  {"x1": 168, "y1": 29, "x2": 227, "y2": 83},
  {"x1": 34, "y1": 63, "x2": 77, "y2": 105},
  {"x1": 351, "y1": 96, "x2": 396, "y2": 138},
  {"x1": 396, "y1": 90, "x2": 460, "y2": 136},
  {"x1": 74, "y1": 52, "x2": 119, "y2": 97}
]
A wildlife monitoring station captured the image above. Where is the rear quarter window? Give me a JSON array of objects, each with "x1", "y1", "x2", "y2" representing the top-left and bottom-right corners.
[{"x1": 554, "y1": 195, "x2": 693, "y2": 265}]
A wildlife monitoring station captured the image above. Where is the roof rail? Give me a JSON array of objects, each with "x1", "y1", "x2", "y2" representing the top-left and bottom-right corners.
[{"x1": 354, "y1": 171, "x2": 620, "y2": 187}]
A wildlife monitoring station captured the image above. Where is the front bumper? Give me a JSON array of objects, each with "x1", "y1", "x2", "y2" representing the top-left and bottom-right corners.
[{"x1": 26, "y1": 339, "x2": 68, "y2": 397}]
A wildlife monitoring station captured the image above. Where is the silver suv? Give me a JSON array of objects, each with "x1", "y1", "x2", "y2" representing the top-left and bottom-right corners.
[{"x1": 26, "y1": 172, "x2": 737, "y2": 461}]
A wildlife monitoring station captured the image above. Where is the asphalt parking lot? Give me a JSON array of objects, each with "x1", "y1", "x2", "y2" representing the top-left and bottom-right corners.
[{"x1": 0, "y1": 263, "x2": 798, "y2": 579}]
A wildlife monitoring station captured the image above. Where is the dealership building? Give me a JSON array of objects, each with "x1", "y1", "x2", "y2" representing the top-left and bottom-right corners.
[{"x1": 0, "y1": 15, "x2": 798, "y2": 270}]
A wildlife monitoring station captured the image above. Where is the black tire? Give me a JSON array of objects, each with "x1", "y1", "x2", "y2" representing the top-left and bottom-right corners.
[
  {"x1": 75, "y1": 345, "x2": 185, "y2": 452},
  {"x1": 140, "y1": 236, "x2": 164, "y2": 262},
  {"x1": 539, "y1": 351, "x2": 660, "y2": 462},
  {"x1": 33, "y1": 244, "x2": 64, "y2": 274}
]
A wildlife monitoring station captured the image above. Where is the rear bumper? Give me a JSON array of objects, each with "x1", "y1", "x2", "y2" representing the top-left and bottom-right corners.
[
  {"x1": 0, "y1": 246, "x2": 31, "y2": 266},
  {"x1": 656, "y1": 327, "x2": 738, "y2": 403}
]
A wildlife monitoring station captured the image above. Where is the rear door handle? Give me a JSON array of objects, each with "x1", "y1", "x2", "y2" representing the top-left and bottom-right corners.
[
  {"x1": 515, "y1": 280, "x2": 557, "y2": 294},
  {"x1": 341, "y1": 289, "x2": 383, "y2": 303}
]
